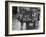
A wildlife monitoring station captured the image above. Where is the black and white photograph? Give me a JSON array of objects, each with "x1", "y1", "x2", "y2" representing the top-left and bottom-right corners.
[
  {"x1": 5, "y1": 1, "x2": 45, "y2": 36},
  {"x1": 12, "y1": 7, "x2": 40, "y2": 30}
]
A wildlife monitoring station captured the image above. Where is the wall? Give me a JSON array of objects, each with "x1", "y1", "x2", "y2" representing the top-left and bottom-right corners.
[{"x1": 0, "y1": 0, "x2": 46, "y2": 37}]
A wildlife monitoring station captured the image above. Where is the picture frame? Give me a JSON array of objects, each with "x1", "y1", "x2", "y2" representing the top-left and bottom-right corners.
[{"x1": 5, "y1": 1, "x2": 45, "y2": 36}]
